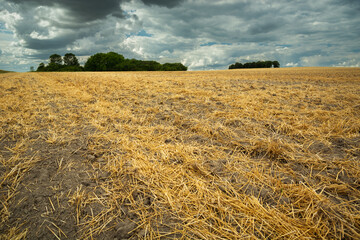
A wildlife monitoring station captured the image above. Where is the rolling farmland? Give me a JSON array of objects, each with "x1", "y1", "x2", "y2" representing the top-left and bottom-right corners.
[{"x1": 1, "y1": 67, "x2": 359, "y2": 239}]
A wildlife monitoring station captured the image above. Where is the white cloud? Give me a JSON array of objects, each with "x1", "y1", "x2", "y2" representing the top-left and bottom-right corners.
[
  {"x1": 285, "y1": 62, "x2": 299, "y2": 67},
  {"x1": 0, "y1": 10, "x2": 23, "y2": 29}
]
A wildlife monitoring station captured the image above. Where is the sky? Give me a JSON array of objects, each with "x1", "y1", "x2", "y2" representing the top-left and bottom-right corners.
[{"x1": 0, "y1": 0, "x2": 359, "y2": 72}]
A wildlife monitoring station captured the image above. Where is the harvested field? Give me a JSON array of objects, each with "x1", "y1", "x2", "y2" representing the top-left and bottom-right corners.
[{"x1": 0, "y1": 67, "x2": 359, "y2": 239}]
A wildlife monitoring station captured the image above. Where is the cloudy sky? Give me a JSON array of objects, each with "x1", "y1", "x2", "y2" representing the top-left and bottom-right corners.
[{"x1": 0, "y1": 0, "x2": 359, "y2": 71}]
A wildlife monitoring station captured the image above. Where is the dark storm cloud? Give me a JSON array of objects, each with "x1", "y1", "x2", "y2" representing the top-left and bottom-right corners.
[
  {"x1": 4, "y1": 0, "x2": 124, "y2": 21},
  {"x1": 141, "y1": 0, "x2": 185, "y2": 8},
  {"x1": 24, "y1": 36, "x2": 79, "y2": 50},
  {"x1": 4, "y1": 0, "x2": 185, "y2": 21},
  {"x1": 248, "y1": 20, "x2": 283, "y2": 35},
  {"x1": 335, "y1": 0, "x2": 360, "y2": 9}
]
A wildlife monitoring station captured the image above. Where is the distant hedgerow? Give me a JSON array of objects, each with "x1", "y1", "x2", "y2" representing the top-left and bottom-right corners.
[{"x1": 229, "y1": 61, "x2": 280, "y2": 69}]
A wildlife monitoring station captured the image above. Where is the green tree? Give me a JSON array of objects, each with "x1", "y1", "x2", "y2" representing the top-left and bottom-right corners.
[
  {"x1": 63, "y1": 53, "x2": 79, "y2": 66},
  {"x1": 141, "y1": 61, "x2": 162, "y2": 71},
  {"x1": 84, "y1": 52, "x2": 125, "y2": 71},
  {"x1": 235, "y1": 62, "x2": 243, "y2": 68},
  {"x1": 46, "y1": 63, "x2": 63, "y2": 71},
  {"x1": 265, "y1": 61, "x2": 273, "y2": 68},
  {"x1": 104, "y1": 52, "x2": 125, "y2": 71},
  {"x1": 162, "y1": 63, "x2": 187, "y2": 71},
  {"x1": 49, "y1": 54, "x2": 62, "y2": 65},
  {"x1": 36, "y1": 63, "x2": 45, "y2": 71},
  {"x1": 61, "y1": 65, "x2": 84, "y2": 72},
  {"x1": 84, "y1": 53, "x2": 106, "y2": 71},
  {"x1": 273, "y1": 61, "x2": 280, "y2": 68}
]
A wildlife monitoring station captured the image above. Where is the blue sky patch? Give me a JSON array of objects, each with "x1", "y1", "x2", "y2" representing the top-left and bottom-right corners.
[
  {"x1": 126, "y1": 29, "x2": 153, "y2": 38},
  {"x1": 200, "y1": 42, "x2": 231, "y2": 47}
]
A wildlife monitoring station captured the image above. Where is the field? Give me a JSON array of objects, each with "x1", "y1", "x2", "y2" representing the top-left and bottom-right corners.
[{"x1": 0, "y1": 67, "x2": 359, "y2": 239}]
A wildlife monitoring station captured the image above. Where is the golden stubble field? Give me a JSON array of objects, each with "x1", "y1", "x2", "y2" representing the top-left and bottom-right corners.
[{"x1": 0, "y1": 67, "x2": 359, "y2": 239}]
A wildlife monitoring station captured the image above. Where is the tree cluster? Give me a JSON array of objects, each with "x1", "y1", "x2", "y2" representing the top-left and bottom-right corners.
[
  {"x1": 37, "y1": 53, "x2": 83, "y2": 72},
  {"x1": 37, "y1": 52, "x2": 187, "y2": 72},
  {"x1": 229, "y1": 61, "x2": 280, "y2": 69},
  {"x1": 84, "y1": 52, "x2": 187, "y2": 71}
]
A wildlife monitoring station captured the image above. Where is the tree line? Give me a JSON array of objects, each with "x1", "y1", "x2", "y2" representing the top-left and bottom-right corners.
[
  {"x1": 37, "y1": 53, "x2": 83, "y2": 72},
  {"x1": 229, "y1": 61, "x2": 280, "y2": 69},
  {"x1": 37, "y1": 52, "x2": 187, "y2": 72}
]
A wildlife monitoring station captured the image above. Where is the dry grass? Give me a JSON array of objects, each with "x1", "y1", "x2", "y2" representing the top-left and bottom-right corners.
[{"x1": 0, "y1": 67, "x2": 359, "y2": 239}]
